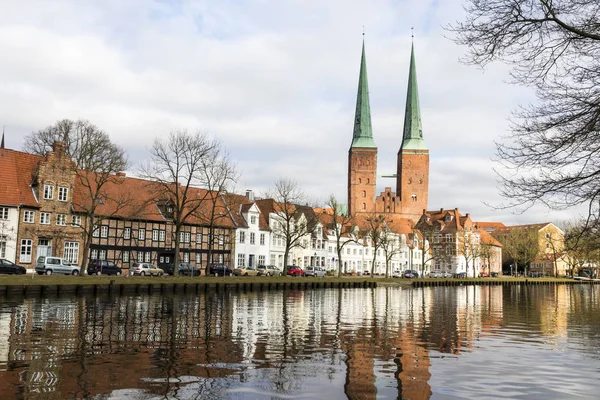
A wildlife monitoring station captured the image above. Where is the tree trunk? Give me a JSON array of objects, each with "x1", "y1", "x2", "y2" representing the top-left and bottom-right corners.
[
  {"x1": 337, "y1": 248, "x2": 343, "y2": 278},
  {"x1": 173, "y1": 224, "x2": 181, "y2": 277}
]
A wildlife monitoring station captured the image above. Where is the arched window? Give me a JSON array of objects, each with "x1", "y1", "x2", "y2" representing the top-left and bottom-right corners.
[
  {"x1": 412, "y1": 194, "x2": 417, "y2": 202},
  {"x1": 367, "y1": 178, "x2": 370, "y2": 184},
  {"x1": 358, "y1": 178, "x2": 362, "y2": 184},
  {"x1": 362, "y1": 203, "x2": 366, "y2": 210},
  {"x1": 362, "y1": 190, "x2": 366, "y2": 198}
]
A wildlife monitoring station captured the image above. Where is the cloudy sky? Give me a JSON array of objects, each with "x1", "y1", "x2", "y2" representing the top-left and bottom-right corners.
[{"x1": 0, "y1": 0, "x2": 586, "y2": 225}]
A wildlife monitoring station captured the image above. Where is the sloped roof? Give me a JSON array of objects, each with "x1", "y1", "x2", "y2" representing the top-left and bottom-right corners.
[
  {"x1": 475, "y1": 221, "x2": 506, "y2": 232},
  {"x1": 478, "y1": 229, "x2": 502, "y2": 247},
  {"x1": 222, "y1": 192, "x2": 270, "y2": 231},
  {"x1": 493, "y1": 223, "x2": 551, "y2": 235},
  {"x1": 0, "y1": 148, "x2": 42, "y2": 207}
]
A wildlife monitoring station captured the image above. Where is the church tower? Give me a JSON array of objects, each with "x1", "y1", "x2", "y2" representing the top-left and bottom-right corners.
[
  {"x1": 348, "y1": 40, "x2": 377, "y2": 216},
  {"x1": 396, "y1": 43, "x2": 429, "y2": 221}
]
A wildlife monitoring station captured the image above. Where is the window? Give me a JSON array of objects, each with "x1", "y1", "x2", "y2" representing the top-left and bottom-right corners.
[
  {"x1": 362, "y1": 190, "x2": 366, "y2": 198},
  {"x1": 0, "y1": 237, "x2": 5, "y2": 258},
  {"x1": 250, "y1": 232, "x2": 255, "y2": 245},
  {"x1": 56, "y1": 214, "x2": 66, "y2": 226},
  {"x1": 238, "y1": 253, "x2": 245, "y2": 267},
  {"x1": 183, "y1": 253, "x2": 190, "y2": 262},
  {"x1": 20, "y1": 239, "x2": 32, "y2": 263},
  {"x1": 123, "y1": 227, "x2": 131, "y2": 239},
  {"x1": 71, "y1": 215, "x2": 81, "y2": 227},
  {"x1": 43, "y1": 184, "x2": 54, "y2": 200},
  {"x1": 0, "y1": 207, "x2": 8, "y2": 219},
  {"x1": 144, "y1": 252, "x2": 151, "y2": 262},
  {"x1": 64, "y1": 242, "x2": 79, "y2": 263},
  {"x1": 251, "y1": 216, "x2": 256, "y2": 224},
  {"x1": 138, "y1": 229, "x2": 145, "y2": 240},
  {"x1": 219, "y1": 234, "x2": 224, "y2": 245},
  {"x1": 40, "y1": 212, "x2": 51, "y2": 225},
  {"x1": 260, "y1": 233, "x2": 265, "y2": 246},
  {"x1": 122, "y1": 251, "x2": 129, "y2": 262},
  {"x1": 159, "y1": 230, "x2": 165, "y2": 242},
  {"x1": 258, "y1": 255, "x2": 265, "y2": 265},
  {"x1": 58, "y1": 186, "x2": 68, "y2": 202},
  {"x1": 100, "y1": 226, "x2": 108, "y2": 238},
  {"x1": 152, "y1": 229, "x2": 159, "y2": 241},
  {"x1": 184, "y1": 232, "x2": 190, "y2": 243},
  {"x1": 411, "y1": 194, "x2": 417, "y2": 202},
  {"x1": 91, "y1": 249, "x2": 98, "y2": 260},
  {"x1": 196, "y1": 233, "x2": 202, "y2": 243},
  {"x1": 99, "y1": 250, "x2": 106, "y2": 260},
  {"x1": 545, "y1": 233, "x2": 551, "y2": 239},
  {"x1": 239, "y1": 232, "x2": 245, "y2": 243},
  {"x1": 196, "y1": 253, "x2": 202, "y2": 263},
  {"x1": 93, "y1": 225, "x2": 100, "y2": 237}
]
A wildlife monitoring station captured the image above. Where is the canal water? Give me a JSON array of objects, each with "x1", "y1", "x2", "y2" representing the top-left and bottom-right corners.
[{"x1": 0, "y1": 285, "x2": 599, "y2": 399}]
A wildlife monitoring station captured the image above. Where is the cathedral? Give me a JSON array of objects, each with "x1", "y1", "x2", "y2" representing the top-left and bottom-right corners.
[{"x1": 347, "y1": 40, "x2": 429, "y2": 223}]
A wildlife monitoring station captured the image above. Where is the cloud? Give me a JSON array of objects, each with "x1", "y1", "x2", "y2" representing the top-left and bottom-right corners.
[{"x1": 0, "y1": 0, "x2": 582, "y2": 226}]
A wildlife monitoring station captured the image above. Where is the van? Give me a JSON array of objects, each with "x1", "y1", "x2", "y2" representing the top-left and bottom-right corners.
[{"x1": 35, "y1": 256, "x2": 81, "y2": 275}]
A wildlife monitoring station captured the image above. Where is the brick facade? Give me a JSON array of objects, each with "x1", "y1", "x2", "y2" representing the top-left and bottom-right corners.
[{"x1": 347, "y1": 148, "x2": 377, "y2": 216}]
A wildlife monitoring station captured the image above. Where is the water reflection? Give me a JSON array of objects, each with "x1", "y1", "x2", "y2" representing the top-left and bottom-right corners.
[{"x1": 0, "y1": 285, "x2": 599, "y2": 399}]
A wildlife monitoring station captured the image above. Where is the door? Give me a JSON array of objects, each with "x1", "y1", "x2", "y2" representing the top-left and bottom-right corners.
[
  {"x1": 248, "y1": 254, "x2": 255, "y2": 268},
  {"x1": 37, "y1": 239, "x2": 52, "y2": 260},
  {"x1": 158, "y1": 253, "x2": 174, "y2": 271}
]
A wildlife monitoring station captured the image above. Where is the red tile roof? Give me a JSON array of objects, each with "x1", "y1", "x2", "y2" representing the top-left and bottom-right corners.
[{"x1": 0, "y1": 148, "x2": 42, "y2": 207}]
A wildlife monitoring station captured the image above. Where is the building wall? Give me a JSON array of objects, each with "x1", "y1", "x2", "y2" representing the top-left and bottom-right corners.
[
  {"x1": 347, "y1": 148, "x2": 377, "y2": 215},
  {"x1": 397, "y1": 150, "x2": 429, "y2": 221},
  {"x1": 0, "y1": 206, "x2": 19, "y2": 262}
]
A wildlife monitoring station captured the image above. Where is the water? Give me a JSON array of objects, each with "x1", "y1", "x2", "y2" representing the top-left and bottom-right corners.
[{"x1": 0, "y1": 285, "x2": 599, "y2": 399}]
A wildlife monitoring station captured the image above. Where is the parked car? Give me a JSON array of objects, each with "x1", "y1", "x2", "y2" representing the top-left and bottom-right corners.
[
  {"x1": 392, "y1": 269, "x2": 402, "y2": 278},
  {"x1": 206, "y1": 264, "x2": 233, "y2": 277},
  {"x1": 429, "y1": 271, "x2": 443, "y2": 278},
  {"x1": 87, "y1": 260, "x2": 123, "y2": 276},
  {"x1": 163, "y1": 262, "x2": 201, "y2": 276},
  {"x1": 286, "y1": 265, "x2": 304, "y2": 277},
  {"x1": 479, "y1": 272, "x2": 489, "y2": 278},
  {"x1": 131, "y1": 262, "x2": 164, "y2": 276},
  {"x1": 403, "y1": 269, "x2": 420, "y2": 278},
  {"x1": 233, "y1": 266, "x2": 259, "y2": 276},
  {"x1": 363, "y1": 270, "x2": 370, "y2": 276},
  {"x1": 455, "y1": 272, "x2": 467, "y2": 279},
  {"x1": 257, "y1": 265, "x2": 282, "y2": 276},
  {"x1": 304, "y1": 266, "x2": 327, "y2": 277},
  {"x1": 0, "y1": 259, "x2": 27, "y2": 275},
  {"x1": 442, "y1": 272, "x2": 453, "y2": 278},
  {"x1": 35, "y1": 256, "x2": 81, "y2": 275}
]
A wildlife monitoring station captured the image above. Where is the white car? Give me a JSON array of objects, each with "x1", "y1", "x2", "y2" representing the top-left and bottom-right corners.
[
  {"x1": 429, "y1": 271, "x2": 443, "y2": 278},
  {"x1": 35, "y1": 256, "x2": 81, "y2": 275},
  {"x1": 305, "y1": 266, "x2": 327, "y2": 277}
]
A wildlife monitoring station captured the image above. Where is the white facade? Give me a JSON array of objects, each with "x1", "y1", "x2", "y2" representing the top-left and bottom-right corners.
[
  {"x1": 0, "y1": 205, "x2": 19, "y2": 262},
  {"x1": 233, "y1": 204, "x2": 270, "y2": 268}
]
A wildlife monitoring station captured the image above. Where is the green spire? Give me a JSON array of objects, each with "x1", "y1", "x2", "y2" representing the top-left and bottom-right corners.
[
  {"x1": 401, "y1": 43, "x2": 427, "y2": 150},
  {"x1": 350, "y1": 40, "x2": 376, "y2": 148}
]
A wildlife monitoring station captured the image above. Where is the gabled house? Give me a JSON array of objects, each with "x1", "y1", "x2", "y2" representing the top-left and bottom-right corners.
[{"x1": 223, "y1": 190, "x2": 271, "y2": 269}]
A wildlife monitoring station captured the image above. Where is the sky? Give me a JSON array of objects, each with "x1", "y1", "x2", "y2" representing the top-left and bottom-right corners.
[{"x1": 0, "y1": 0, "x2": 586, "y2": 225}]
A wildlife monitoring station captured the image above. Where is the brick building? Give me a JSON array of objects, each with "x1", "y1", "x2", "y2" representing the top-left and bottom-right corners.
[
  {"x1": 348, "y1": 41, "x2": 429, "y2": 223},
  {"x1": 1, "y1": 143, "x2": 236, "y2": 272}
]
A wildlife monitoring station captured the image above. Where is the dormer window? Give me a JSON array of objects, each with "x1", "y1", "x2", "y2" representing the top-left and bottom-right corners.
[
  {"x1": 445, "y1": 215, "x2": 452, "y2": 222},
  {"x1": 251, "y1": 216, "x2": 257, "y2": 224},
  {"x1": 44, "y1": 184, "x2": 54, "y2": 200}
]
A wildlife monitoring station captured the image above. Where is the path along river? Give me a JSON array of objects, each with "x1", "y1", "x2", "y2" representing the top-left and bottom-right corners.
[{"x1": 0, "y1": 284, "x2": 599, "y2": 399}]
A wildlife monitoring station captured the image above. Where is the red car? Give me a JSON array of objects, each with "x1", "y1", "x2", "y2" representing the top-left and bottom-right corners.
[{"x1": 286, "y1": 265, "x2": 304, "y2": 277}]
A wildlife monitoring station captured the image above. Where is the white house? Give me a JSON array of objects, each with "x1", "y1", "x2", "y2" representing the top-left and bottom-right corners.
[{"x1": 0, "y1": 205, "x2": 19, "y2": 262}]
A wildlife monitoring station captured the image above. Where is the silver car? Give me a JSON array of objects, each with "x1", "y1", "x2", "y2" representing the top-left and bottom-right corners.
[
  {"x1": 305, "y1": 266, "x2": 327, "y2": 277},
  {"x1": 35, "y1": 256, "x2": 81, "y2": 275}
]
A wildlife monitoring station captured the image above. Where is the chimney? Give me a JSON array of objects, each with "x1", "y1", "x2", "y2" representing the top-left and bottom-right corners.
[{"x1": 246, "y1": 189, "x2": 254, "y2": 202}]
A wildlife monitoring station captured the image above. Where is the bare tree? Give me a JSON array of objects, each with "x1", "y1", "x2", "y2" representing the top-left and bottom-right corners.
[
  {"x1": 325, "y1": 195, "x2": 356, "y2": 278},
  {"x1": 139, "y1": 130, "x2": 218, "y2": 277},
  {"x1": 24, "y1": 119, "x2": 128, "y2": 271},
  {"x1": 563, "y1": 219, "x2": 600, "y2": 277},
  {"x1": 478, "y1": 240, "x2": 495, "y2": 277},
  {"x1": 360, "y1": 213, "x2": 386, "y2": 276},
  {"x1": 195, "y1": 147, "x2": 238, "y2": 268},
  {"x1": 380, "y1": 228, "x2": 402, "y2": 279},
  {"x1": 494, "y1": 227, "x2": 540, "y2": 276},
  {"x1": 449, "y1": 1, "x2": 600, "y2": 220},
  {"x1": 457, "y1": 228, "x2": 481, "y2": 278},
  {"x1": 267, "y1": 178, "x2": 317, "y2": 267}
]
